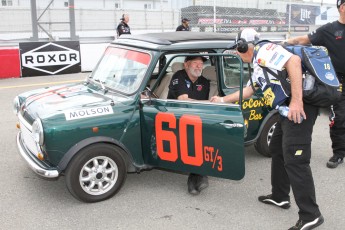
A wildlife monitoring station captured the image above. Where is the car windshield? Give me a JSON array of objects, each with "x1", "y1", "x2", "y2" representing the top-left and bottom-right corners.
[{"x1": 89, "y1": 47, "x2": 151, "y2": 94}]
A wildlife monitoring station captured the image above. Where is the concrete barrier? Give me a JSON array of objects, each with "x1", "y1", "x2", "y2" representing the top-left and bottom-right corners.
[{"x1": 0, "y1": 43, "x2": 110, "y2": 79}]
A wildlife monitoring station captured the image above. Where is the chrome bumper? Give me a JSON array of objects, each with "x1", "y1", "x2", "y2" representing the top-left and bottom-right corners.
[{"x1": 16, "y1": 132, "x2": 59, "y2": 178}]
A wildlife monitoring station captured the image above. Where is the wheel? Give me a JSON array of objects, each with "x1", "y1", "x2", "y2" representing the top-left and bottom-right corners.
[
  {"x1": 254, "y1": 113, "x2": 279, "y2": 157},
  {"x1": 65, "y1": 144, "x2": 127, "y2": 202}
]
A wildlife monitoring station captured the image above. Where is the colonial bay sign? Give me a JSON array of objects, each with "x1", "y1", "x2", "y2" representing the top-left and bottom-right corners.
[{"x1": 19, "y1": 41, "x2": 81, "y2": 77}]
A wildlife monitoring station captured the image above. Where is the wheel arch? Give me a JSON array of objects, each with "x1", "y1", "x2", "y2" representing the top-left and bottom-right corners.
[
  {"x1": 251, "y1": 109, "x2": 278, "y2": 144},
  {"x1": 57, "y1": 136, "x2": 137, "y2": 173}
]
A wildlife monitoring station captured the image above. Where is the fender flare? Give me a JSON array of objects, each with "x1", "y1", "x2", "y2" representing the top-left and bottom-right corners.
[
  {"x1": 57, "y1": 136, "x2": 137, "y2": 172},
  {"x1": 245, "y1": 109, "x2": 278, "y2": 145}
]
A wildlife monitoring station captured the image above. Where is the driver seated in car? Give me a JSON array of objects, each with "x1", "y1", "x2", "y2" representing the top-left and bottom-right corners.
[{"x1": 167, "y1": 55, "x2": 210, "y2": 195}]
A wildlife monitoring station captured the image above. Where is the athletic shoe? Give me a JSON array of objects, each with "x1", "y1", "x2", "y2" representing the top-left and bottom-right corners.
[
  {"x1": 258, "y1": 194, "x2": 290, "y2": 209},
  {"x1": 187, "y1": 174, "x2": 208, "y2": 195},
  {"x1": 326, "y1": 155, "x2": 343, "y2": 168},
  {"x1": 288, "y1": 215, "x2": 324, "y2": 230}
]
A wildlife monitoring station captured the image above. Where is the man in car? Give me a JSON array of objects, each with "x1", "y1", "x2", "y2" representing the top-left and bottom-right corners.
[{"x1": 167, "y1": 55, "x2": 210, "y2": 195}]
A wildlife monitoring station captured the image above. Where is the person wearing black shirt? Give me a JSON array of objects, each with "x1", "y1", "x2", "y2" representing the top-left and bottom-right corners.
[
  {"x1": 117, "y1": 14, "x2": 131, "y2": 38},
  {"x1": 167, "y1": 56, "x2": 210, "y2": 195},
  {"x1": 287, "y1": 0, "x2": 345, "y2": 169},
  {"x1": 176, "y1": 18, "x2": 190, "y2": 31}
]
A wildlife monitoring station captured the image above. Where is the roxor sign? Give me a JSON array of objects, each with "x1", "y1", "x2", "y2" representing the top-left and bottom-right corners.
[{"x1": 19, "y1": 41, "x2": 81, "y2": 77}]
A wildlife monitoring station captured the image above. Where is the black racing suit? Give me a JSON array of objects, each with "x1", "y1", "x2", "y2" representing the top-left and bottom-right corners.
[
  {"x1": 117, "y1": 21, "x2": 131, "y2": 37},
  {"x1": 253, "y1": 42, "x2": 321, "y2": 221},
  {"x1": 176, "y1": 25, "x2": 190, "y2": 31},
  {"x1": 308, "y1": 21, "x2": 345, "y2": 159}
]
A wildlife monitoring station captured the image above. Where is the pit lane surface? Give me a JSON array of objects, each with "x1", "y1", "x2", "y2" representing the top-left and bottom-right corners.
[{"x1": 0, "y1": 73, "x2": 342, "y2": 230}]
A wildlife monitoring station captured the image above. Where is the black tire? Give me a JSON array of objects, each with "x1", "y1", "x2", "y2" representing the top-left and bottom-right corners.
[
  {"x1": 65, "y1": 144, "x2": 127, "y2": 202},
  {"x1": 254, "y1": 113, "x2": 279, "y2": 158}
]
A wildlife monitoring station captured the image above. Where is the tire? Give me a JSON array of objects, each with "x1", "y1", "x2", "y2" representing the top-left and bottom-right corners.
[
  {"x1": 254, "y1": 113, "x2": 279, "y2": 158},
  {"x1": 65, "y1": 144, "x2": 127, "y2": 202}
]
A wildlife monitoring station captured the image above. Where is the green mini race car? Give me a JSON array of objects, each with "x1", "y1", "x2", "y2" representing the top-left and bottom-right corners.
[{"x1": 14, "y1": 32, "x2": 278, "y2": 202}]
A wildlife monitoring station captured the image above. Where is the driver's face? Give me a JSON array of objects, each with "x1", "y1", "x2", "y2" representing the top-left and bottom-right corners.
[{"x1": 185, "y1": 58, "x2": 203, "y2": 78}]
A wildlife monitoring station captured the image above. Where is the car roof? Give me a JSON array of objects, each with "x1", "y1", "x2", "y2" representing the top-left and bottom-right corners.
[{"x1": 113, "y1": 32, "x2": 237, "y2": 51}]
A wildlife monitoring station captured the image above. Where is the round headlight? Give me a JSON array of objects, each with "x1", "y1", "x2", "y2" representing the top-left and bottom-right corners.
[
  {"x1": 32, "y1": 118, "x2": 44, "y2": 145},
  {"x1": 13, "y1": 96, "x2": 21, "y2": 115}
]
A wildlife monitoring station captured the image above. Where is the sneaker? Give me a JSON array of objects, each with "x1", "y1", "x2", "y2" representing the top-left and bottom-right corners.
[
  {"x1": 326, "y1": 155, "x2": 343, "y2": 168},
  {"x1": 288, "y1": 215, "x2": 324, "y2": 230},
  {"x1": 187, "y1": 174, "x2": 208, "y2": 195},
  {"x1": 258, "y1": 194, "x2": 290, "y2": 209}
]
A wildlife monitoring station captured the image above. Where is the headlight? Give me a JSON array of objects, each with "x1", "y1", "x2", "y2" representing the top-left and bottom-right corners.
[
  {"x1": 32, "y1": 118, "x2": 44, "y2": 145},
  {"x1": 13, "y1": 96, "x2": 21, "y2": 115}
]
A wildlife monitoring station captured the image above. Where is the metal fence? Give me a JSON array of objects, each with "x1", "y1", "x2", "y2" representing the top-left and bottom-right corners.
[{"x1": 0, "y1": 0, "x2": 339, "y2": 43}]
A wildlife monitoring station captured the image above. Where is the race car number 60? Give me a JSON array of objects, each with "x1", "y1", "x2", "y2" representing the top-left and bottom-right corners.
[{"x1": 155, "y1": 112, "x2": 203, "y2": 166}]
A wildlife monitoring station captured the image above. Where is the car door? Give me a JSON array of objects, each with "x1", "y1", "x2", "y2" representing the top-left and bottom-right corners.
[{"x1": 139, "y1": 54, "x2": 245, "y2": 180}]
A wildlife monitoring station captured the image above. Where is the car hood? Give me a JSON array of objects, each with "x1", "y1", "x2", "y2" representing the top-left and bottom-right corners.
[{"x1": 20, "y1": 83, "x2": 131, "y2": 122}]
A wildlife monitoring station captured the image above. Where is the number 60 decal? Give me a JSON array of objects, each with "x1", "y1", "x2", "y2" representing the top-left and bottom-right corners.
[{"x1": 155, "y1": 112, "x2": 203, "y2": 166}]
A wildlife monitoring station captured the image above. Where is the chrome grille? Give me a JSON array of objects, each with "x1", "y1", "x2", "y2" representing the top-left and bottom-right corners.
[{"x1": 18, "y1": 114, "x2": 38, "y2": 155}]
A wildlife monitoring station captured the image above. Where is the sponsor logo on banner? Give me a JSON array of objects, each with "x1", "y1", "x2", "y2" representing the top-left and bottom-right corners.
[
  {"x1": 19, "y1": 41, "x2": 81, "y2": 77},
  {"x1": 287, "y1": 4, "x2": 319, "y2": 25}
]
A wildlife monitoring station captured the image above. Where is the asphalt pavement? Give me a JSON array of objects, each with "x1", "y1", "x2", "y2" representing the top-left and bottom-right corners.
[{"x1": 0, "y1": 73, "x2": 343, "y2": 230}]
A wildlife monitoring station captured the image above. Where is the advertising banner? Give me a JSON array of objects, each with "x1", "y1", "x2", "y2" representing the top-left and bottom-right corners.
[
  {"x1": 315, "y1": 6, "x2": 339, "y2": 25},
  {"x1": 193, "y1": 25, "x2": 309, "y2": 33},
  {"x1": 19, "y1": 41, "x2": 81, "y2": 77},
  {"x1": 182, "y1": 5, "x2": 285, "y2": 26},
  {"x1": 287, "y1": 4, "x2": 320, "y2": 25}
]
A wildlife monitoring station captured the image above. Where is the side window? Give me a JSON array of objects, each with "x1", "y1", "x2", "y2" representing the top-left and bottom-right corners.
[
  {"x1": 222, "y1": 51, "x2": 251, "y2": 88},
  {"x1": 165, "y1": 55, "x2": 185, "y2": 72},
  {"x1": 152, "y1": 56, "x2": 185, "y2": 98},
  {"x1": 152, "y1": 53, "x2": 214, "y2": 99}
]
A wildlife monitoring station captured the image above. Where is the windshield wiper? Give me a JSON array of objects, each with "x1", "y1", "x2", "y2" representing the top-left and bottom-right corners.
[{"x1": 94, "y1": 79, "x2": 108, "y2": 93}]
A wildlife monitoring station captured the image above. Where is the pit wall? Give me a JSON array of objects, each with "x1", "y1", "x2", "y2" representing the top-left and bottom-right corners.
[{"x1": 0, "y1": 43, "x2": 109, "y2": 79}]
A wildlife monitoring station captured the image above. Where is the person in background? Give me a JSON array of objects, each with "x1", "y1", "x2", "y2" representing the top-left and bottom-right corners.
[
  {"x1": 167, "y1": 55, "x2": 209, "y2": 195},
  {"x1": 117, "y1": 13, "x2": 131, "y2": 37},
  {"x1": 211, "y1": 28, "x2": 324, "y2": 230},
  {"x1": 176, "y1": 18, "x2": 190, "y2": 31},
  {"x1": 286, "y1": 0, "x2": 345, "y2": 169}
]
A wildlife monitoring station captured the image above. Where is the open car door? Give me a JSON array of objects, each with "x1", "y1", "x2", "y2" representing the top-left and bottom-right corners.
[{"x1": 140, "y1": 54, "x2": 245, "y2": 180}]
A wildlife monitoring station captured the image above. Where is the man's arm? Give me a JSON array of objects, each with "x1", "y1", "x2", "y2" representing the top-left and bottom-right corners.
[
  {"x1": 210, "y1": 86, "x2": 255, "y2": 103},
  {"x1": 177, "y1": 94, "x2": 193, "y2": 100},
  {"x1": 286, "y1": 35, "x2": 311, "y2": 45},
  {"x1": 284, "y1": 55, "x2": 306, "y2": 123}
]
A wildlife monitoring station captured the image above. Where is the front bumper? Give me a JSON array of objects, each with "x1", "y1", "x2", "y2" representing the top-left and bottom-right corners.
[{"x1": 17, "y1": 132, "x2": 59, "y2": 178}]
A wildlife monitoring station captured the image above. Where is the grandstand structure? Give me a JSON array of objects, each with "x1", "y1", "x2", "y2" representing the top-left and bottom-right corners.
[{"x1": 0, "y1": 0, "x2": 338, "y2": 43}]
